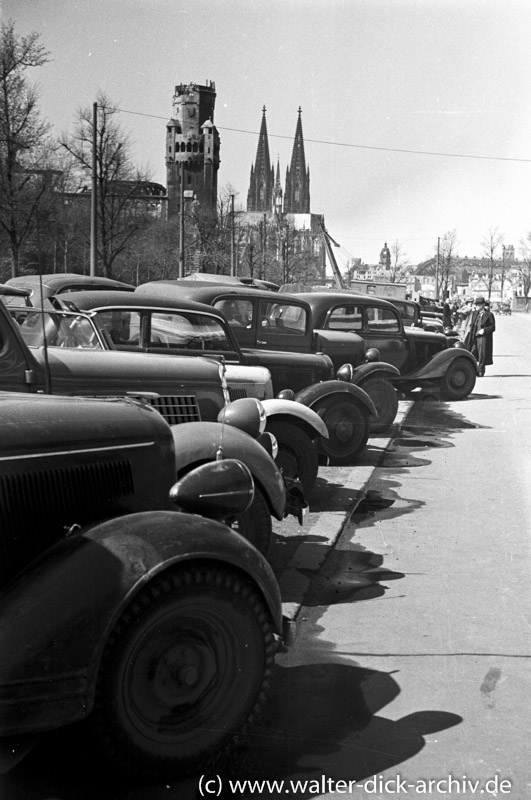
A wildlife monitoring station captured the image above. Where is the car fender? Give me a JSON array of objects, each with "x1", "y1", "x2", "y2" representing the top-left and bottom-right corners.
[
  {"x1": 0, "y1": 511, "x2": 283, "y2": 737},
  {"x1": 294, "y1": 380, "x2": 377, "y2": 417},
  {"x1": 261, "y1": 398, "x2": 329, "y2": 439},
  {"x1": 171, "y1": 421, "x2": 286, "y2": 520},
  {"x1": 349, "y1": 362, "x2": 401, "y2": 384},
  {"x1": 400, "y1": 347, "x2": 477, "y2": 382}
]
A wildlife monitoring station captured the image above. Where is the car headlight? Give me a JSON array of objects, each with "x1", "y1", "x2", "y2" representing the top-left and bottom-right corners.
[
  {"x1": 336, "y1": 363, "x2": 355, "y2": 382},
  {"x1": 217, "y1": 396, "x2": 267, "y2": 438},
  {"x1": 277, "y1": 388, "x2": 295, "y2": 400}
]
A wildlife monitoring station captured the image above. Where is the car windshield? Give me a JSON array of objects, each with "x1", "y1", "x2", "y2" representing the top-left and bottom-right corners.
[
  {"x1": 10, "y1": 308, "x2": 104, "y2": 349},
  {"x1": 93, "y1": 308, "x2": 234, "y2": 351}
]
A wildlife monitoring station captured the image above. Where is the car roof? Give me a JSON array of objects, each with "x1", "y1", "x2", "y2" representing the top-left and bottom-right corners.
[
  {"x1": 184, "y1": 272, "x2": 280, "y2": 291},
  {"x1": 7, "y1": 273, "x2": 135, "y2": 293},
  {"x1": 137, "y1": 280, "x2": 310, "y2": 306},
  {"x1": 294, "y1": 291, "x2": 398, "y2": 310},
  {"x1": 54, "y1": 289, "x2": 230, "y2": 320}
]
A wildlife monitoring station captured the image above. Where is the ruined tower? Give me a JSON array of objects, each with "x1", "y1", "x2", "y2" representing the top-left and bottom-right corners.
[{"x1": 166, "y1": 81, "x2": 220, "y2": 218}]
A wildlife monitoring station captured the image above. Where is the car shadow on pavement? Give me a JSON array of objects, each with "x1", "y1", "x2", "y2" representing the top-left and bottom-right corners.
[{"x1": 219, "y1": 661, "x2": 462, "y2": 797}]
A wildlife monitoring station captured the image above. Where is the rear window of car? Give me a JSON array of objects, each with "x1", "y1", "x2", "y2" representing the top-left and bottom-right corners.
[
  {"x1": 262, "y1": 301, "x2": 308, "y2": 335},
  {"x1": 366, "y1": 307, "x2": 400, "y2": 332},
  {"x1": 327, "y1": 305, "x2": 363, "y2": 330},
  {"x1": 394, "y1": 302, "x2": 415, "y2": 320}
]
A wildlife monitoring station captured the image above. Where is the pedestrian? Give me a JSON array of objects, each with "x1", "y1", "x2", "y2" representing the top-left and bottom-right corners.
[
  {"x1": 469, "y1": 295, "x2": 496, "y2": 377},
  {"x1": 442, "y1": 298, "x2": 452, "y2": 329}
]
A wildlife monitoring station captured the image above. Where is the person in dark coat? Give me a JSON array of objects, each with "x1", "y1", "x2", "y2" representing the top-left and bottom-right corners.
[
  {"x1": 442, "y1": 298, "x2": 453, "y2": 329},
  {"x1": 468, "y1": 295, "x2": 495, "y2": 376}
]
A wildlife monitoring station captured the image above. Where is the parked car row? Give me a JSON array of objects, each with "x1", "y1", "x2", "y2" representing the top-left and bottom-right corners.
[{"x1": 0, "y1": 272, "x2": 480, "y2": 781}]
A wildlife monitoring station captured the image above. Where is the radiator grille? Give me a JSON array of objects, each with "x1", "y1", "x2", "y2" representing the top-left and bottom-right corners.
[
  {"x1": 0, "y1": 460, "x2": 135, "y2": 534},
  {"x1": 144, "y1": 395, "x2": 201, "y2": 424},
  {"x1": 271, "y1": 368, "x2": 318, "y2": 394},
  {"x1": 228, "y1": 387, "x2": 248, "y2": 401}
]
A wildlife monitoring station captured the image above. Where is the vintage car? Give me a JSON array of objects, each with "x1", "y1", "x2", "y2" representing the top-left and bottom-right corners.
[
  {"x1": 0, "y1": 391, "x2": 285, "y2": 780},
  {"x1": 0, "y1": 298, "x2": 303, "y2": 553},
  {"x1": 291, "y1": 291, "x2": 478, "y2": 400},
  {"x1": 387, "y1": 298, "x2": 444, "y2": 333},
  {"x1": 4, "y1": 273, "x2": 134, "y2": 306},
  {"x1": 9, "y1": 300, "x2": 327, "y2": 497},
  {"x1": 132, "y1": 281, "x2": 401, "y2": 448}
]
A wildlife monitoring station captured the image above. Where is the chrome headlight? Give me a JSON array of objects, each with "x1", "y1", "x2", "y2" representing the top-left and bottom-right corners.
[
  {"x1": 217, "y1": 397, "x2": 267, "y2": 438},
  {"x1": 336, "y1": 363, "x2": 355, "y2": 382}
]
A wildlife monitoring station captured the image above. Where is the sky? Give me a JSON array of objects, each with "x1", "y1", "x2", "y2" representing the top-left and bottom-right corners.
[{"x1": 2, "y1": 0, "x2": 531, "y2": 268}]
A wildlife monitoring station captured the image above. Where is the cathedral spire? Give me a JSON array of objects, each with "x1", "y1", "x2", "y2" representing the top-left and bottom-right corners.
[
  {"x1": 284, "y1": 107, "x2": 310, "y2": 214},
  {"x1": 247, "y1": 105, "x2": 274, "y2": 212}
]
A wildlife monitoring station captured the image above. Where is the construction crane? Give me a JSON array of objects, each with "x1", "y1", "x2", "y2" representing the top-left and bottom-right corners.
[{"x1": 319, "y1": 221, "x2": 347, "y2": 290}]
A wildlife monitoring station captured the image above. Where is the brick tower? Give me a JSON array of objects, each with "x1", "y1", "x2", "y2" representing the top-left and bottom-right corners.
[{"x1": 166, "y1": 81, "x2": 220, "y2": 217}]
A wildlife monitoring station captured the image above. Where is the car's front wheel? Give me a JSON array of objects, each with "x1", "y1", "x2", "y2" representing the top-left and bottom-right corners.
[
  {"x1": 361, "y1": 377, "x2": 399, "y2": 433},
  {"x1": 227, "y1": 485, "x2": 273, "y2": 556},
  {"x1": 439, "y1": 357, "x2": 477, "y2": 400},
  {"x1": 266, "y1": 420, "x2": 319, "y2": 496},
  {"x1": 91, "y1": 565, "x2": 276, "y2": 782},
  {"x1": 313, "y1": 395, "x2": 370, "y2": 465}
]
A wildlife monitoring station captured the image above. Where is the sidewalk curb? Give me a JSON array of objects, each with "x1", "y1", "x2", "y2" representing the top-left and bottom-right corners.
[{"x1": 279, "y1": 400, "x2": 415, "y2": 637}]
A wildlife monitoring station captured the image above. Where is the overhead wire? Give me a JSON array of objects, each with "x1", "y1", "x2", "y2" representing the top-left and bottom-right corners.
[{"x1": 111, "y1": 106, "x2": 531, "y2": 164}]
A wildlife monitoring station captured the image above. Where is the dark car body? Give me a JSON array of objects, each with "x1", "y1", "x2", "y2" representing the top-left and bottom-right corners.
[
  {"x1": 45, "y1": 291, "x2": 331, "y2": 494},
  {"x1": 0, "y1": 298, "x2": 293, "y2": 532},
  {"x1": 288, "y1": 291, "x2": 478, "y2": 400},
  {"x1": 127, "y1": 282, "x2": 409, "y2": 456},
  {"x1": 5, "y1": 273, "x2": 134, "y2": 307},
  {"x1": 133, "y1": 280, "x2": 401, "y2": 419},
  {"x1": 0, "y1": 392, "x2": 284, "y2": 777}
]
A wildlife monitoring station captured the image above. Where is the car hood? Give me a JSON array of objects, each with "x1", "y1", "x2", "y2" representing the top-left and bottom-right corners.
[{"x1": 33, "y1": 346, "x2": 224, "y2": 389}]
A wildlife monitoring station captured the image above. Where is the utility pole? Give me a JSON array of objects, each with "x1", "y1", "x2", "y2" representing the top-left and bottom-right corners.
[
  {"x1": 90, "y1": 102, "x2": 97, "y2": 277},
  {"x1": 435, "y1": 237, "x2": 440, "y2": 299},
  {"x1": 230, "y1": 194, "x2": 235, "y2": 277},
  {"x1": 262, "y1": 212, "x2": 267, "y2": 281},
  {"x1": 179, "y1": 166, "x2": 185, "y2": 278}
]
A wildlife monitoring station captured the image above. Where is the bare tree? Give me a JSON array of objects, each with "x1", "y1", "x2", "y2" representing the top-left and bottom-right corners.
[
  {"x1": 481, "y1": 227, "x2": 504, "y2": 301},
  {"x1": 518, "y1": 233, "x2": 531, "y2": 306},
  {"x1": 389, "y1": 239, "x2": 410, "y2": 283},
  {"x1": 0, "y1": 22, "x2": 51, "y2": 277},
  {"x1": 61, "y1": 92, "x2": 152, "y2": 278},
  {"x1": 437, "y1": 230, "x2": 459, "y2": 299}
]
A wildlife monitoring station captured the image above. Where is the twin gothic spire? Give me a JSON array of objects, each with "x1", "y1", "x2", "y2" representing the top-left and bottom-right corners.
[{"x1": 247, "y1": 106, "x2": 310, "y2": 214}]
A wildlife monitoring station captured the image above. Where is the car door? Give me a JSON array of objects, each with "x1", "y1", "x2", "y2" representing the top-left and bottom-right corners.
[
  {"x1": 253, "y1": 298, "x2": 312, "y2": 353},
  {"x1": 212, "y1": 296, "x2": 257, "y2": 349},
  {"x1": 362, "y1": 304, "x2": 409, "y2": 369}
]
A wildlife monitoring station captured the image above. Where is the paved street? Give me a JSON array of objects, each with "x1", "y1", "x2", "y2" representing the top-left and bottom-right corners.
[
  {"x1": 2, "y1": 312, "x2": 530, "y2": 799},
  {"x1": 237, "y1": 311, "x2": 531, "y2": 798}
]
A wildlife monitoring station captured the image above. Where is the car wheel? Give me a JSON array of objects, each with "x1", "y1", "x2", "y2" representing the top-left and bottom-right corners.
[
  {"x1": 266, "y1": 420, "x2": 319, "y2": 496},
  {"x1": 439, "y1": 357, "x2": 477, "y2": 400},
  {"x1": 91, "y1": 565, "x2": 275, "y2": 782},
  {"x1": 227, "y1": 484, "x2": 273, "y2": 556},
  {"x1": 313, "y1": 395, "x2": 370, "y2": 465},
  {"x1": 360, "y1": 377, "x2": 399, "y2": 433}
]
